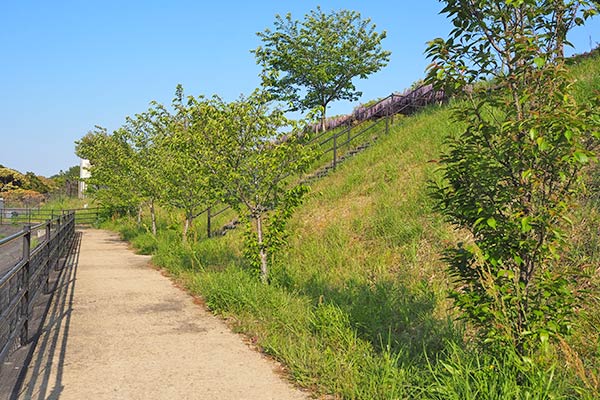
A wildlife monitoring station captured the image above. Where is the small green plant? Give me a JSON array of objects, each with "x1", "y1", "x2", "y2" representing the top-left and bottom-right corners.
[
  {"x1": 242, "y1": 185, "x2": 308, "y2": 280},
  {"x1": 423, "y1": 343, "x2": 569, "y2": 400}
]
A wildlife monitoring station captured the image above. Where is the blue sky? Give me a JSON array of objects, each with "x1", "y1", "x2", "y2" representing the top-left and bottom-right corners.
[{"x1": 1, "y1": 1, "x2": 599, "y2": 177}]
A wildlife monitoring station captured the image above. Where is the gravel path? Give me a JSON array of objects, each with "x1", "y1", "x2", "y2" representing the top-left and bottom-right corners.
[{"x1": 10, "y1": 229, "x2": 308, "y2": 400}]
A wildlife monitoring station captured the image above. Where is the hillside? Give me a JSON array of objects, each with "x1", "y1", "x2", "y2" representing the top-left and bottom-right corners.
[
  {"x1": 0, "y1": 164, "x2": 83, "y2": 206},
  {"x1": 107, "y1": 49, "x2": 600, "y2": 399}
]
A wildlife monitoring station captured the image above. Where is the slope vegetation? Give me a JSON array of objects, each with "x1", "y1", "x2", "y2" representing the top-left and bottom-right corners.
[{"x1": 107, "y1": 48, "x2": 600, "y2": 399}]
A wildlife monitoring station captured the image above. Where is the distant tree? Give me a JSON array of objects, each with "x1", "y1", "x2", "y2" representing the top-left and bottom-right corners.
[
  {"x1": 0, "y1": 167, "x2": 25, "y2": 192},
  {"x1": 426, "y1": 0, "x2": 600, "y2": 355},
  {"x1": 62, "y1": 165, "x2": 80, "y2": 180},
  {"x1": 253, "y1": 7, "x2": 390, "y2": 131},
  {"x1": 50, "y1": 165, "x2": 81, "y2": 197},
  {"x1": 75, "y1": 127, "x2": 142, "y2": 210},
  {"x1": 203, "y1": 91, "x2": 314, "y2": 283},
  {"x1": 24, "y1": 172, "x2": 50, "y2": 193}
]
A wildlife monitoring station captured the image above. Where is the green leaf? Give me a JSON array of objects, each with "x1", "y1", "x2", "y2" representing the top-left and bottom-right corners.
[
  {"x1": 486, "y1": 217, "x2": 497, "y2": 229},
  {"x1": 474, "y1": 217, "x2": 485, "y2": 227},
  {"x1": 521, "y1": 217, "x2": 532, "y2": 233},
  {"x1": 533, "y1": 57, "x2": 545, "y2": 68},
  {"x1": 573, "y1": 151, "x2": 589, "y2": 164},
  {"x1": 529, "y1": 128, "x2": 537, "y2": 140},
  {"x1": 513, "y1": 255, "x2": 523, "y2": 266}
]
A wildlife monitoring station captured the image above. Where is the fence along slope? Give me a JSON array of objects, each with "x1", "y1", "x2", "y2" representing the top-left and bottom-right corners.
[{"x1": 201, "y1": 84, "x2": 446, "y2": 236}]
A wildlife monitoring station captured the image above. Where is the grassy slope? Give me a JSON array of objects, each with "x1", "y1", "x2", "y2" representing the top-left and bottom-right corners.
[
  {"x1": 565, "y1": 49, "x2": 600, "y2": 382},
  {"x1": 107, "y1": 50, "x2": 600, "y2": 399},
  {"x1": 273, "y1": 106, "x2": 461, "y2": 354},
  {"x1": 183, "y1": 106, "x2": 464, "y2": 399}
]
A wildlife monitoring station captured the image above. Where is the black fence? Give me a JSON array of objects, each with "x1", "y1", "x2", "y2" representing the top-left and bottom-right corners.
[
  {"x1": 0, "y1": 207, "x2": 101, "y2": 226},
  {"x1": 0, "y1": 212, "x2": 75, "y2": 366}
]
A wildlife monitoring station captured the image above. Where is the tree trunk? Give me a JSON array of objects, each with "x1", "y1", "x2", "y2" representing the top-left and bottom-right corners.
[
  {"x1": 554, "y1": 5, "x2": 565, "y2": 59},
  {"x1": 150, "y1": 199, "x2": 157, "y2": 236},
  {"x1": 182, "y1": 214, "x2": 192, "y2": 243},
  {"x1": 321, "y1": 106, "x2": 327, "y2": 133},
  {"x1": 255, "y1": 214, "x2": 269, "y2": 284},
  {"x1": 137, "y1": 206, "x2": 142, "y2": 226}
]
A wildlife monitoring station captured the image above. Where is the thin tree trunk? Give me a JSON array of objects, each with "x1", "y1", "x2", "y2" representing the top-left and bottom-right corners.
[
  {"x1": 137, "y1": 206, "x2": 142, "y2": 226},
  {"x1": 150, "y1": 199, "x2": 157, "y2": 236},
  {"x1": 182, "y1": 214, "x2": 192, "y2": 243},
  {"x1": 555, "y1": 5, "x2": 565, "y2": 59},
  {"x1": 255, "y1": 214, "x2": 268, "y2": 284}
]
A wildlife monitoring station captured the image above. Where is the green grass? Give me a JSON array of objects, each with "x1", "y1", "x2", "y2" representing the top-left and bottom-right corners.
[
  {"x1": 568, "y1": 46, "x2": 600, "y2": 104},
  {"x1": 102, "y1": 50, "x2": 600, "y2": 399},
  {"x1": 40, "y1": 196, "x2": 90, "y2": 211}
]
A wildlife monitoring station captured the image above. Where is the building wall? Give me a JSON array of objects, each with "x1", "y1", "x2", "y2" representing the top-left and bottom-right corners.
[{"x1": 78, "y1": 159, "x2": 91, "y2": 199}]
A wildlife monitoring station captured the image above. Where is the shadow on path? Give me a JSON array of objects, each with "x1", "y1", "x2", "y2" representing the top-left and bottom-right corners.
[{"x1": 1, "y1": 230, "x2": 82, "y2": 400}]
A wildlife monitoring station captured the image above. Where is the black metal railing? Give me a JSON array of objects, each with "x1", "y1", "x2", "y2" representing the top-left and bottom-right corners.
[
  {"x1": 0, "y1": 212, "x2": 75, "y2": 366},
  {"x1": 0, "y1": 207, "x2": 101, "y2": 226}
]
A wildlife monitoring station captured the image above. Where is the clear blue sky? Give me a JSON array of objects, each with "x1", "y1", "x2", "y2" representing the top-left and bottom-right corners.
[{"x1": 1, "y1": 1, "x2": 599, "y2": 177}]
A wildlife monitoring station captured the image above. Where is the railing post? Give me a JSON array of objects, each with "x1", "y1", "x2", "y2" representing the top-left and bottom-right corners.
[
  {"x1": 21, "y1": 225, "x2": 31, "y2": 345},
  {"x1": 386, "y1": 107, "x2": 390, "y2": 135},
  {"x1": 347, "y1": 121, "x2": 351, "y2": 144},
  {"x1": 45, "y1": 221, "x2": 52, "y2": 292},
  {"x1": 333, "y1": 133, "x2": 337, "y2": 171},
  {"x1": 386, "y1": 93, "x2": 394, "y2": 132},
  {"x1": 56, "y1": 214, "x2": 63, "y2": 266},
  {"x1": 207, "y1": 207, "x2": 212, "y2": 238}
]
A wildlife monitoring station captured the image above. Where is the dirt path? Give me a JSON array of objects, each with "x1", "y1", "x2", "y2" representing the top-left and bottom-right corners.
[{"x1": 11, "y1": 229, "x2": 308, "y2": 400}]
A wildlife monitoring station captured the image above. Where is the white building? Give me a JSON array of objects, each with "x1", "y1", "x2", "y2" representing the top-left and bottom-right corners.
[{"x1": 78, "y1": 159, "x2": 91, "y2": 199}]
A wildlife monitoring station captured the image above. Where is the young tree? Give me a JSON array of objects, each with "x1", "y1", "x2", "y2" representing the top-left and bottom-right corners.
[
  {"x1": 155, "y1": 86, "x2": 217, "y2": 243},
  {"x1": 120, "y1": 106, "x2": 170, "y2": 236},
  {"x1": 253, "y1": 7, "x2": 390, "y2": 131},
  {"x1": 203, "y1": 91, "x2": 314, "y2": 283},
  {"x1": 426, "y1": 1, "x2": 600, "y2": 354}
]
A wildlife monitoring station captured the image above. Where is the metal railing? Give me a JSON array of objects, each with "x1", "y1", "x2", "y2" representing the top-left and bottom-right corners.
[
  {"x1": 309, "y1": 85, "x2": 446, "y2": 170},
  {"x1": 189, "y1": 84, "x2": 447, "y2": 236},
  {"x1": 0, "y1": 212, "x2": 75, "y2": 366},
  {"x1": 0, "y1": 207, "x2": 101, "y2": 226}
]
